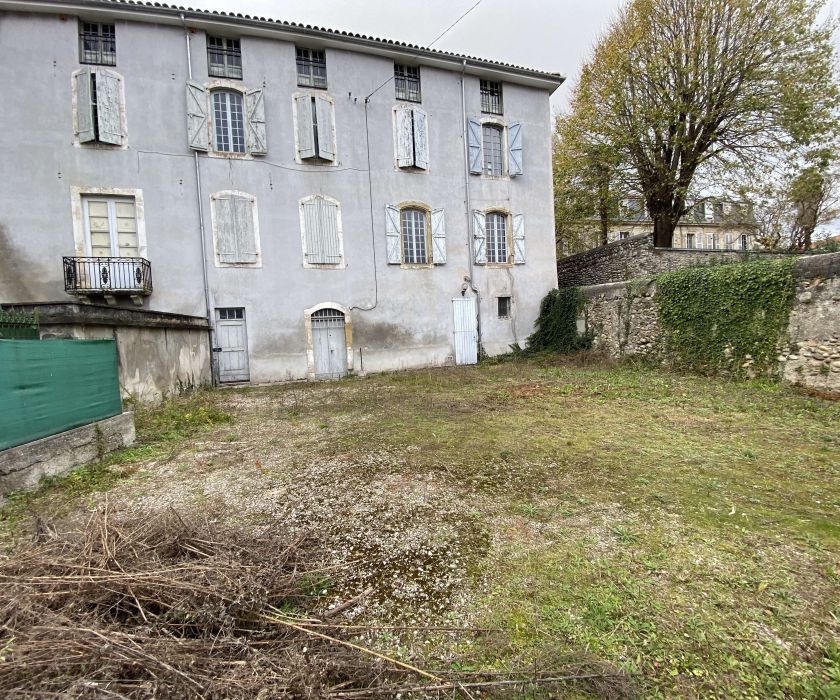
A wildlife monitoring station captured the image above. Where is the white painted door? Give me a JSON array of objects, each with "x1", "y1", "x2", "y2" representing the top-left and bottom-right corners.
[
  {"x1": 452, "y1": 296, "x2": 478, "y2": 365},
  {"x1": 311, "y1": 309, "x2": 347, "y2": 379},
  {"x1": 216, "y1": 308, "x2": 250, "y2": 383}
]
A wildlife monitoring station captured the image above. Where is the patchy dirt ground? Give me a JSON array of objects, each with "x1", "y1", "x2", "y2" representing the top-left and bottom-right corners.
[{"x1": 2, "y1": 356, "x2": 839, "y2": 698}]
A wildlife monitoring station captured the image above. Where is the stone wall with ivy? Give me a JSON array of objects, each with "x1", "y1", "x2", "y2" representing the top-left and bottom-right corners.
[
  {"x1": 579, "y1": 253, "x2": 840, "y2": 394},
  {"x1": 557, "y1": 233, "x2": 799, "y2": 288}
]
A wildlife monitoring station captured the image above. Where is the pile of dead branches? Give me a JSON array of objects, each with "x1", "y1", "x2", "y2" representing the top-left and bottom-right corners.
[{"x1": 0, "y1": 505, "x2": 634, "y2": 699}]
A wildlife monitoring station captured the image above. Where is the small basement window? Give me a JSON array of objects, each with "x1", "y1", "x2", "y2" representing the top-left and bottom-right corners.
[
  {"x1": 79, "y1": 21, "x2": 116, "y2": 65},
  {"x1": 207, "y1": 36, "x2": 242, "y2": 79},
  {"x1": 498, "y1": 296, "x2": 511, "y2": 318},
  {"x1": 296, "y1": 48, "x2": 327, "y2": 88}
]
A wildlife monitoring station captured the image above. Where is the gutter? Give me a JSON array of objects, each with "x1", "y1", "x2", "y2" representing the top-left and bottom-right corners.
[{"x1": 460, "y1": 59, "x2": 482, "y2": 353}]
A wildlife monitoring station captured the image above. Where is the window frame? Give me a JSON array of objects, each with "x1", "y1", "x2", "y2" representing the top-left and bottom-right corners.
[
  {"x1": 399, "y1": 206, "x2": 430, "y2": 265},
  {"x1": 79, "y1": 20, "x2": 116, "y2": 66},
  {"x1": 70, "y1": 187, "x2": 147, "y2": 259},
  {"x1": 299, "y1": 194, "x2": 345, "y2": 269},
  {"x1": 686, "y1": 233, "x2": 696, "y2": 249},
  {"x1": 480, "y1": 79, "x2": 503, "y2": 115},
  {"x1": 296, "y1": 47, "x2": 328, "y2": 89},
  {"x1": 211, "y1": 88, "x2": 246, "y2": 154},
  {"x1": 739, "y1": 234, "x2": 749, "y2": 250},
  {"x1": 481, "y1": 123, "x2": 505, "y2": 177},
  {"x1": 394, "y1": 64, "x2": 421, "y2": 102},
  {"x1": 485, "y1": 210, "x2": 510, "y2": 265},
  {"x1": 207, "y1": 35, "x2": 243, "y2": 80},
  {"x1": 497, "y1": 296, "x2": 512, "y2": 319},
  {"x1": 618, "y1": 231, "x2": 630, "y2": 240}
]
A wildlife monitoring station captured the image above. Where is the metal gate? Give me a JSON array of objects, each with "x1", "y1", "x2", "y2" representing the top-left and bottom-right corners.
[
  {"x1": 311, "y1": 308, "x2": 347, "y2": 379},
  {"x1": 452, "y1": 296, "x2": 478, "y2": 365},
  {"x1": 215, "y1": 308, "x2": 250, "y2": 383}
]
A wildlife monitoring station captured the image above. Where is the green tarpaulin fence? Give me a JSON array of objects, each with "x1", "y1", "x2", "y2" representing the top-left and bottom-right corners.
[{"x1": 0, "y1": 339, "x2": 122, "y2": 451}]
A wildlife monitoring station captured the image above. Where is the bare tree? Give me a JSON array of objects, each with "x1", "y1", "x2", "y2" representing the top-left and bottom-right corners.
[{"x1": 569, "y1": 0, "x2": 839, "y2": 247}]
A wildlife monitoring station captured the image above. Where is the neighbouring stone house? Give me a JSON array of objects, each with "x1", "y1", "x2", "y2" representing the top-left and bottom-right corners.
[{"x1": 0, "y1": 0, "x2": 563, "y2": 396}]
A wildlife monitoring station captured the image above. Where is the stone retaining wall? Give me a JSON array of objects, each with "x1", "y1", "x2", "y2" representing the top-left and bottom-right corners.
[
  {"x1": 558, "y1": 234, "x2": 799, "y2": 287},
  {"x1": 579, "y1": 253, "x2": 840, "y2": 395}
]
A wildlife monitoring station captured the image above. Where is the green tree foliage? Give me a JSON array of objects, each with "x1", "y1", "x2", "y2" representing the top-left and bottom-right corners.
[
  {"x1": 561, "y1": 0, "x2": 840, "y2": 248},
  {"x1": 527, "y1": 288, "x2": 592, "y2": 353},
  {"x1": 656, "y1": 259, "x2": 797, "y2": 374}
]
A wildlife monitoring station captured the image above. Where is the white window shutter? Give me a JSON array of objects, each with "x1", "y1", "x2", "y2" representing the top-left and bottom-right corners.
[
  {"x1": 233, "y1": 194, "x2": 258, "y2": 263},
  {"x1": 314, "y1": 95, "x2": 335, "y2": 161},
  {"x1": 301, "y1": 197, "x2": 322, "y2": 263},
  {"x1": 75, "y1": 69, "x2": 95, "y2": 143},
  {"x1": 214, "y1": 195, "x2": 237, "y2": 263},
  {"x1": 385, "y1": 205, "x2": 401, "y2": 264},
  {"x1": 186, "y1": 81, "x2": 209, "y2": 151},
  {"x1": 467, "y1": 118, "x2": 482, "y2": 174},
  {"x1": 322, "y1": 199, "x2": 341, "y2": 263},
  {"x1": 394, "y1": 106, "x2": 413, "y2": 168},
  {"x1": 295, "y1": 95, "x2": 315, "y2": 159},
  {"x1": 245, "y1": 88, "x2": 267, "y2": 155},
  {"x1": 472, "y1": 210, "x2": 486, "y2": 264},
  {"x1": 512, "y1": 213, "x2": 525, "y2": 264},
  {"x1": 95, "y1": 69, "x2": 123, "y2": 145},
  {"x1": 508, "y1": 122, "x2": 523, "y2": 176},
  {"x1": 431, "y1": 208, "x2": 446, "y2": 265},
  {"x1": 412, "y1": 108, "x2": 429, "y2": 170}
]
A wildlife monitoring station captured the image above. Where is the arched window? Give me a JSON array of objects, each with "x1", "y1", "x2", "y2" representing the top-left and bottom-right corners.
[
  {"x1": 212, "y1": 90, "x2": 245, "y2": 153},
  {"x1": 486, "y1": 211, "x2": 508, "y2": 264},
  {"x1": 400, "y1": 207, "x2": 428, "y2": 264}
]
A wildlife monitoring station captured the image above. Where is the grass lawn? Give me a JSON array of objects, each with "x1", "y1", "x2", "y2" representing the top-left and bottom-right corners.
[{"x1": 2, "y1": 356, "x2": 839, "y2": 698}]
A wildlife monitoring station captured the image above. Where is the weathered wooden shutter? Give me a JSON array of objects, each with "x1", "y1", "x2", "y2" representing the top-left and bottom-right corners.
[
  {"x1": 234, "y1": 194, "x2": 258, "y2": 263},
  {"x1": 214, "y1": 194, "x2": 237, "y2": 263},
  {"x1": 431, "y1": 208, "x2": 446, "y2": 265},
  {"x1": 75, "y1": 69, "x2": 95, "y2": 143},
  {"x1": 95, "y1": 69, "x2": 123, "y2": 145},
  {"x1": 245, "y1": 88, "x2": 267, "y2": 155},
  {"x1": 507, "y1": 122, "x2": 523, "y2": 176},
  {"x1": 302, "y1": 196, "x2": 340, "y2": 264},
  {"x1": 512, "y1": 213, "x2": 525, "y2": 264},
  {"x1": 412, "y1": 108, "x2": 429, "y2": 170},
  {"x1": 467, "y1": 118, "x2": 482, "y2": 174},
  {"x1": 301, "y1": 197, "x2": 322, "y2": 263},
  {"x1": 394, "y1": 107, "x2": 414, "y2": 168},
  {"x1": 314, "y1": 95, "x2": 335, "y2": 161},
  {"x1": 385, "y1": 205, "x2": 401, "y2": 264},
  {"x1": 322, "y1": 198, "x2": 341, "y2": 263},
  {"x1": 295, "y1": 95, "x2": 316, "y2": 159},
  {"x1": 186, "y1": 81, "x2": 209, "y2": 151},
  {"x1": 472, "y1": 210, "x2": 486, "y2": 264}
]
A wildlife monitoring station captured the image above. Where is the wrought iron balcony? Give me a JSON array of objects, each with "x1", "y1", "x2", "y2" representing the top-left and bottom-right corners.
[{"x1": 63, "y1": 257, "x2": 153, "y2": 296}]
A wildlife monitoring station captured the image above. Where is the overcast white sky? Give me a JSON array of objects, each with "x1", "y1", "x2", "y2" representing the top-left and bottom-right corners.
[{"x1": 192, "y1": 0, "x2": 840, "y2": 115}]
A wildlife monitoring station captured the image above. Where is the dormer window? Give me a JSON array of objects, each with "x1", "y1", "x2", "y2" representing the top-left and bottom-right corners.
[{"x1": 207, "y1": 36, "x2": 242, "y2": 79}]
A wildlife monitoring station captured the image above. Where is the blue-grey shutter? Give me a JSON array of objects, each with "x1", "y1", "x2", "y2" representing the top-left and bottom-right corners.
[
  {"x1": 512, "y1": 213, "x2": 525, "y2": 264},
  {"x1": 302, "y1": 197, "x2": 323, "y2": 263},
  {"x1": 295, "y1": 95, "x2": 315, "y2": 159},
  {"x1": 186, "y1": 81, "x2": 209, "y2": 151},
  {"x1": 385, "y1": 205, "x2": 401, "y2": 264},
  {"x1": 472, "y1": 210, "x2": 486, "y2": 264},
  {"x1": 508, "y1": 122, "x2": 523, "y2": 176},
  {"x1": 96, "y1": 70, "x2": 123, "y2": 145},
  {"x1": 431, "y1": 208, "x2": 446, "y2": 265},
  {"x1": 322, "y1": 198, "x2": 341, "y2": 263},
  {"x1": 412, "y1": 108, "x2": 429, "y2": 170},
  {"x1": 314, "y1": 95, "x2": 335, "y2": 161},
  {"x1": 467, "y1": 118, "x2": 482, "y2": 174},
  {"x1": 75, "y1": 69, "x2": 95, "y2": 143},
  {"x1": 214, "y1": 194, "x2": 237, "y2": 263},
  {"x1": 233, "y1": 194, "x2": 258, "y2": 263},
  {"x1": 245, "y1": 88, "x2": 267, "y2": 155},
  {"x1": 395, "y1": 107, "x2": 414, "y2": 168}
]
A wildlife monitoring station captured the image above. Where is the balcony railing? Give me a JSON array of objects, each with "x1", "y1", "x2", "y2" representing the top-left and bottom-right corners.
[{"x1": 63, "y1": 257, "x2": 153, "y2": 296}]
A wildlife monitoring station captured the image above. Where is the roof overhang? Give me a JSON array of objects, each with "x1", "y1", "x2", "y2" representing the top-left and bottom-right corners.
[{"x1": 1, "y1": 0, "x2": 565, "y2": 92}]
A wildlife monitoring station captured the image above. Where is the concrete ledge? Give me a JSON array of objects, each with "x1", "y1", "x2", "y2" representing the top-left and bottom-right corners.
[
  {"x1": 0, "y1": 412, "x2": 135, "y2": 499},
  {"x1": 5, "y1": 303, "x2": 210, "y2": 331}
]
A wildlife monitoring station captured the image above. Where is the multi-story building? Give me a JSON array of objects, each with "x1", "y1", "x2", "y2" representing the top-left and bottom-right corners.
[
  {"x1": 608, "y1": 199, "x2": 757, "y2": 250},
  {"x1": 0, "y1": 0, "x2": 563, "y2": 393}
]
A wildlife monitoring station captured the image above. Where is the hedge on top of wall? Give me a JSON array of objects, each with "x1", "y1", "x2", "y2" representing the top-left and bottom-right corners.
[
  {"x1": 527, "y1": 287, "x2": 592, "y2": 353},
  {"x1": 655, "y1": 258, "x2": 797, "y2": 375}
]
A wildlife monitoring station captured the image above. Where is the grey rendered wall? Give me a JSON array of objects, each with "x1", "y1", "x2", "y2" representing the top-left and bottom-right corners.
[{"x1": 0, "y1": 11, "x2": 558, "y2": 381}]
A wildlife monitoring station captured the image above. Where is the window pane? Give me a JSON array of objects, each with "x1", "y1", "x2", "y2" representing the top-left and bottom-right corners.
[
  {"x1": 213, "y1": 91, "x2": 245, "y2": 153},
  {"x1": 480, "y1": 80, "x2": 503, "y2": 114},
  {"x1": 79, "y1": 22, "x2": 116, "y2": 66},
  {"x1": 208, "y1": 36, "x2": 242, "y2": 79},
  {"x1": 486, "y1": 213, "x2": 508, "y2": 263},
  {"x1": 394, "y1": 64, "x2": 421, "y2": 102},
  {"x1": 297, "y1": 48, "x2": 327, "y2": 88},
  {"x1": 400, "y1": 208, "x2": 427, "y2": 264},
  {"x1": 482, "y1": 125, "x2": 503, "y2": 177}
]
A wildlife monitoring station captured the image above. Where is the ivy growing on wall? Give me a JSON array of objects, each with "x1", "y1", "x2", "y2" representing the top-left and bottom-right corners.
[
  {"x1": 655, "y1": 258, "x2": 796, "y2": 374},
  {"x1": 527, "y1": 287, "x2": 593, "y2": 353}
]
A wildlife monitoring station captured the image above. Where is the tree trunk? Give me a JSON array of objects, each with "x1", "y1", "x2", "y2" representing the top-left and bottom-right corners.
[{"x1": 652, "y1": 213, "x2": 676, "y2": 248}]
